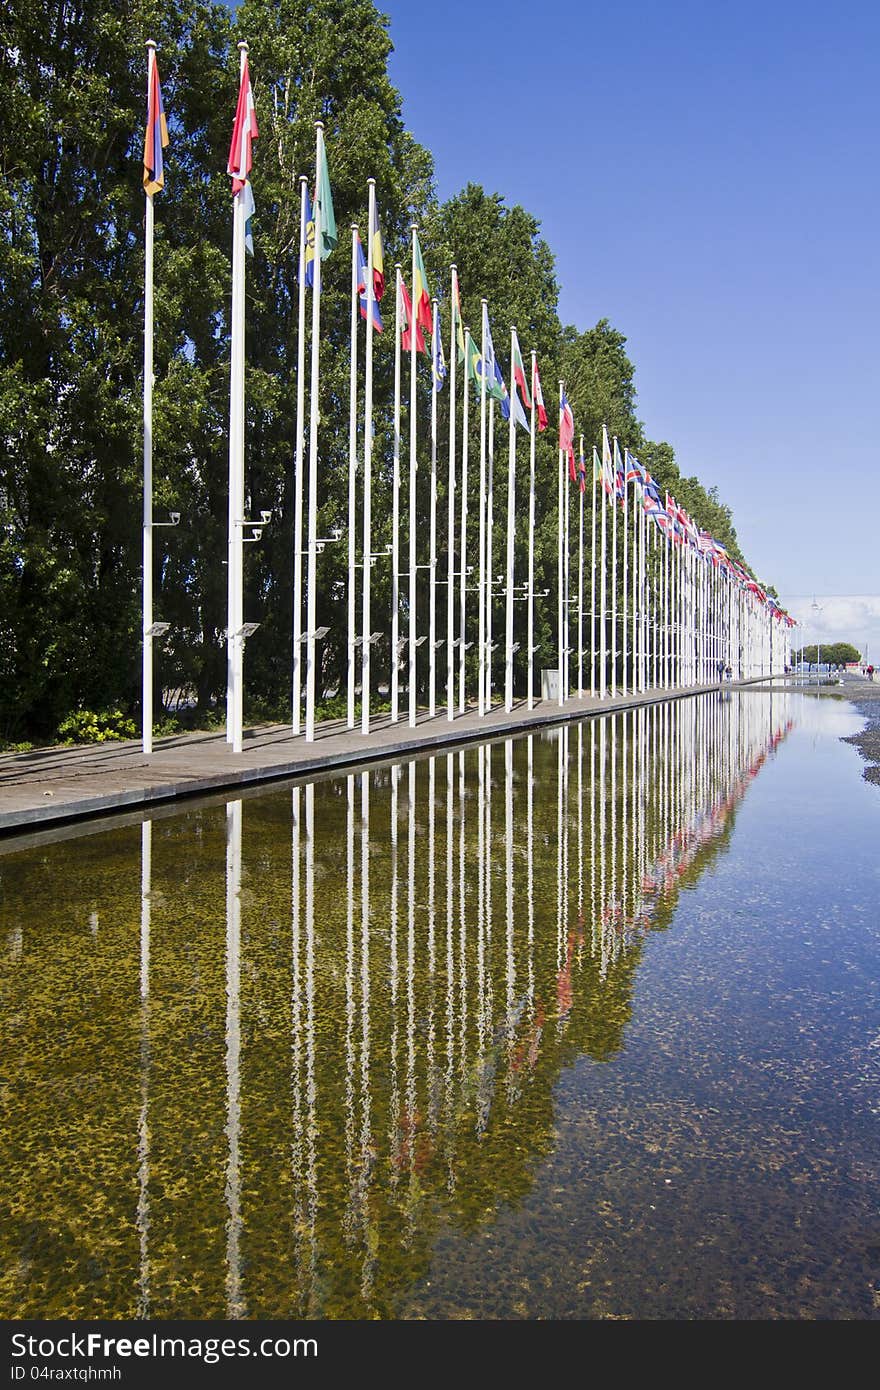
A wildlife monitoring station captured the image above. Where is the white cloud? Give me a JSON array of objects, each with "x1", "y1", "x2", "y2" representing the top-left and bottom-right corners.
[{"x1": 780, "y1": 594, "x2": 880, "y2": 662}]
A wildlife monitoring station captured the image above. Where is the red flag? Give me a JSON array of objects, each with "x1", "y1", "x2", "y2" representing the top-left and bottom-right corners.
[
  {"x1": 400, "y1": 277, "x2": 426, "y2": 355},
  {"x1": 559, "y1": 388, "x2": 575, "y2": 477},
  {"x1": 533, "y1": 359, "x2": 548, "y2": 431},
  {"x1": 227, "y1": 56, "x2": 258, "y2": 195}
]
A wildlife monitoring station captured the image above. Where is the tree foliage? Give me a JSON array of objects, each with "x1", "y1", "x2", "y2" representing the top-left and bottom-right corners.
[{"x1": 1, "y1": 0, "x2": 760, "y2": 743}]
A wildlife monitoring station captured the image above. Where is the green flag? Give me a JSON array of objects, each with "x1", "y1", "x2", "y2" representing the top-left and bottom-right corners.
[{"x1": 316, "y1": 141, "x2": 336, "y2": 258}]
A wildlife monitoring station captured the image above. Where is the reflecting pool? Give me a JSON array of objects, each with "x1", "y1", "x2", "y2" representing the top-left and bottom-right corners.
[{"x1": 1, "y1": 692, "x2": 878, "y2": 1319}]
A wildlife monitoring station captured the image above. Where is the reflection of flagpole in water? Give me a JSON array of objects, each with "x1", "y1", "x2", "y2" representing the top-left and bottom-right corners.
[
  {"x1": 576, "y1": 722, "x2": 583, "y2": 923},
  {"x1": 527, "y1": 735, "x2": 535, "y2": 1010},
  {"x1": 290, "y1": 786, "x2": 307, "y2": 1298},
  {"x1": 137, "y1": 820, "x2": 151, "y2": 1318},
  {"x1": 303, "y1": 784, "x2": 319, "y2": 1309},
  {"x1": 359, "y1": 770, "x2": 375, "y2": 1298},
  {"x1": 458, "y1": 750, "x2": 468, "y2": 1083},
  {"x1": 343, "y1": 775, "x2": 357, "y2": 1238},
  {"x1": 556, "y1": 729, "x2": 564, "y2": 973},
  {"x1": 504, "y1": 739, "x2": 515, "y2": 1039},
  {"x1": 405, "y1": 760, "x2": 418, "y2": 1239},
  {"x1": 225, "y1": 799, "x2": 244, "y2": 1318},
  {"x1": 388, "y1": 764, "x2": 401, "y2": 1191},
  {"x1": 598, "y1": 717, "x2": 608, "y2": 978},
  {"x1": 445, "y1": 753, "x2": 456, "y2": 1190},
  {"x1": 426, "y1": 757, "x2": 437, "y2": 1130}
]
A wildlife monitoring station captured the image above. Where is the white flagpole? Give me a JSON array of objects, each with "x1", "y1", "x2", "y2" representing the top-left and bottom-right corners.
[
  {"x1": 292, "y1": 176, "x2": 307, "y2": 733},
  {"x1": 478, "y1": 300, "x2": 488, "y2": 716},
  {"x1": 143, "y1": 42, "x2": 157, "y2": 757},
  {"x1": 347, "y1": 224, "x2": 359, "y2": 731},
  {"x1": 305, "y1": 120, "x2": 325, "y2": 743},
  {"x1": 563, "y1": 397, "x2": 570, "y2": 705},
  {"x1": 557, "y1": 382, "x2": 564, "y2": 707},
  {"x1": 459, "y1": 326, "x2": 471, "y2": 714},
  {"x1": 590, "y1": 448, "x2": 598, "y2": 698},
  {"x1": 600, "y1": 427, "x2": 608, "y2": 699},
  {"x1": 447, "y1": 269, "x2": 458, "y2": 721},
  {"x1": 610, "y1": 436, "x2": 619, "y2": 701},
  {"x1": 390, "y1": 265, "x2": 402, "y2": 723},
  {"x1": 226, "y1": 42, "x2": 248, "y2": 754},
  {"x1": 408, "y1": 226, "x2": 419, "y2": 728},
  {"x1": 527, "y1": 352, "x2": 537, "y2": 711},
  {"x1": 361, "y1": 179, "x2": 377, "y2": 735},
  {"x1": 622, "y1": 449, "x2": 629, "y2": 694},
  {"x1": 504, "y1": 329, "x2": 516, "y2": 712},
  {"x1": 486, "y1": 397, "x2": 495, "y2": 711},
  {"x1": 577, "y1": 434, "x2": 584, "y2": 697},
  {"x1": 429, "y1": 297, "x2": 439, "y2": 718}
]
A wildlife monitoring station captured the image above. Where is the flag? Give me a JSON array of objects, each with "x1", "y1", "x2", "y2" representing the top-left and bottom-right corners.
[
  {"x1": 533, "y1": 359, "x2": 548, "y2": 431},
  {"x1": 613, "y1": 438, "x2": 626, "y2": 505},
  {"x1": 400, "y1": 277, "x2": 426, "y2": 355},
  {"x1": 242, "y1": 179, "x2": 255, "y2": 256},
  {"x1": 577, "y1": 444, "x2": 587, "y2": 494},
  {"x1": 370, "y1": 198, "x2": 385, "y2": 303},
  {"x1": 143, "y1": 56, "x2": 169, "y2": 195},
  {"x1": 559, "y1": 389, "x2": 575, "y2": 479},
  {"x1": 453, "y1": 273, "x2": 465, "y2": 362},
  {"x1": 315, "y1": 139, "x2": 337, "y2": 258},
  {"x1": 227, "y1": 56, "x2": 258, "y2": 196},
  {"x1": 511, "y1": 330, "x2": 531, "y2": 410},
  {"x1": 601, "y1": 425, "x2": 614, "y2": 497},
  {"x1": 303, "y1": 184, "x2": 315, "y2": 288},
  {"x1": 432, "y1": 301, "x2": 447, "y2": 390},
  {"x1": 464, "y1": 330, "x2": 482, "y2": 388},
  {"x1": 356, "y1": 234, "x2": 382, "y2": 331},
  {"x1": 412, "y1": 231, "x2": 432, "y2": 338},
  {"x1": 592, "y1": 447, "x2": 603, "y2": 484}
]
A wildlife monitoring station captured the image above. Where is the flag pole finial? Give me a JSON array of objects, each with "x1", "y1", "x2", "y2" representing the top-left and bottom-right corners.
[
  {"x1": 367, "y1": 177, "x2": 376, "y2": 188},
  {"x1": 315, "y1": 120, "x2": 324, "y2": 132},
  {"x1": 146, "y1": 39, "x2": 157, "y2": 51},
  {"x1": 238, "y1": 41, "x2": 249, "y2": 53}
]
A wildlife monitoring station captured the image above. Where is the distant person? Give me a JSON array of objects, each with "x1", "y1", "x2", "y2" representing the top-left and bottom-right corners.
[
  {"x1": 869, "y1": 665, "x2": 875, "y2": 682},
  {"x1": 717, "y1": 659, "x2": 725, "y2": 685},
  {"x1": 725, "y1": 665, "x2": 733, "y2": 682}
]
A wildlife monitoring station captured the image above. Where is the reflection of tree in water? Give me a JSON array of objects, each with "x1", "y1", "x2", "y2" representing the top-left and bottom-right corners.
[{"x1": 0, "y1": 694, "x2": 795, "y2": 1318}]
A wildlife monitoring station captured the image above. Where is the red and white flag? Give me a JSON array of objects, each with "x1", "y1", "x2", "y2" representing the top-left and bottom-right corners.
[{"x1": 227, "y1": 57, "x2": 258, "y2": 195}]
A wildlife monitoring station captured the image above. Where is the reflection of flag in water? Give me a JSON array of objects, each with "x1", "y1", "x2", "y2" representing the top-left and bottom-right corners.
[
  {"x1": 356, "y1": 233, "x2": 382, "y2": 331},
  {"x1": 143, "y1": 55, "x2": 169, "y2": 195},
  {"x1": 559, "y1": 389, "x2": 575, "y2": 479}
]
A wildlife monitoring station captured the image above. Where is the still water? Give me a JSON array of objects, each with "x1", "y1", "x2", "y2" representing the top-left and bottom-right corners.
[{"x1": 1, "y1": 692, "x2": 878, "y2": 1320}]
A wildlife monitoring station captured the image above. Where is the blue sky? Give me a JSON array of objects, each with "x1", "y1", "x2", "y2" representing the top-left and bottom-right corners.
[{"x1": 379, "y1": 0, "x2": 880, "y2": 653}]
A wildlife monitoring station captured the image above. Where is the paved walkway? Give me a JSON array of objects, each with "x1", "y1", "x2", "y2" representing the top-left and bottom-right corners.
[{"x1": 0, "y1": 675, "x2": 800, "y2": 836}]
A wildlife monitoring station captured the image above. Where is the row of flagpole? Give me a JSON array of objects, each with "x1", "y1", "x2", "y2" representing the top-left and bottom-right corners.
[{"x1": 141, "y1": 43, "x2": 796, "y2": 757}]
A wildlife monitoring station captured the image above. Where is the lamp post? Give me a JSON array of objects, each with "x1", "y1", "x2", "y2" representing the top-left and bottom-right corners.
[{"x1": 811, "y1": 598, "x2": 823, "y2": 684}]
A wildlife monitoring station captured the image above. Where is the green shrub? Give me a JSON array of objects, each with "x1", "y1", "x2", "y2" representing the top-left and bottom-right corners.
[{"x1": 57, "y1": 708, "x2": 137, "y2": 745}]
